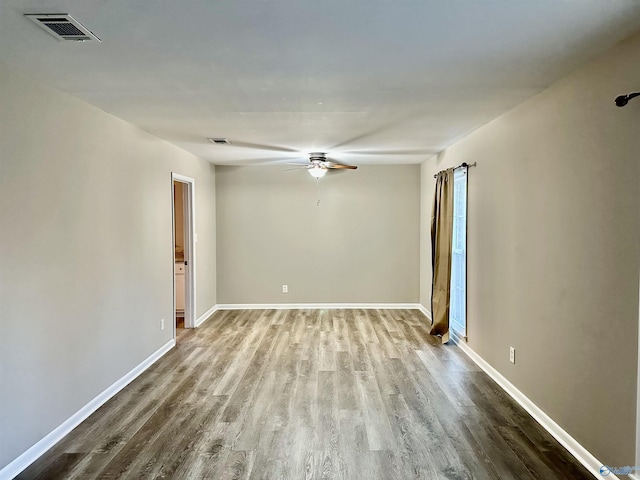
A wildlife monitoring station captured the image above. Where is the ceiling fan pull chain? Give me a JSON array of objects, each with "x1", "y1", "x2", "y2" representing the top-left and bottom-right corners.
[{"x1": 316, "y1": 177, "x2": 321, "y2": 206}]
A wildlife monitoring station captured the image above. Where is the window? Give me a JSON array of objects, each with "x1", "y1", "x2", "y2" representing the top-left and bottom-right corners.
[{"x1": 450, "y1": 168, "x2": 467, "y2": 337}]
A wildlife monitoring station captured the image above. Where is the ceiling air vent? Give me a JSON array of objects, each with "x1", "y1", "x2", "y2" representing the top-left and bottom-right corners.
[
  {"x1": 207, "y1": 138, "x2": 231, "y2": 145},
  {"x1": 25, "y1": 14, "x2": 101, "y2": 42}
]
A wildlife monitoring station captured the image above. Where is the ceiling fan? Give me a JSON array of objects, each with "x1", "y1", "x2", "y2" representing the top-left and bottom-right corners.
[
  {"x1": 286, "y1": 152, "x2": 358, "y2": 178},
  {"x1": 205, "y1": 137, "x2": 434, "y2": 169}
]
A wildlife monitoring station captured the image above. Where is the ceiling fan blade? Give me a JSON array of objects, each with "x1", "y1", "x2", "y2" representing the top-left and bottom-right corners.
[
  {"x1": 285, "y1": 162, "x2": 310, "y2": 166},
  {"x1": 327, "y1": 164, "x2": 357, "y2": 169},
  {"x1": 227, "y1": 141, "x2": 299, "y2": 153},
  {"x1": 217, "y1": 157, "x2": 295, "y2": 166},
  {"x1": 330, "y1": 123, "x2": 397, "y2": 150},
  {"x1": 284, "y1": 166, "x2": 311, "y2": 172},
  {"x1": 329, "y1": 111, "x2": 425, "y2": 150},
  {"x1": 342, "y1": 149, "x2": 434, "y2": 155}
]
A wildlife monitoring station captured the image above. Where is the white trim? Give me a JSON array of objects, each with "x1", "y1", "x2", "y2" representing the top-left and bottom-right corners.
[
  {"x1": 636, "y1": 273, "x2": 640, "y2": 473},
  {"x1": 171, "y1": 173, "x2": 196, "y2": 329},
  {"x1": 451, "y1": 166, "x2": 468, "y2": 337},
  {"x1": 186, "y1": 180, "x2": 196, "y2": 328},
  {"x1": 170, "y1": 179, "x2": 178, "y2": 340},
  {"x1": 195, "y1": 304, "x2": 219, "y2": 327},
  {"x1": 449, "y1": 327, "x2": 465, "y2": 345},
  {"x1": 172, "y1": 173, "x2": 194, "y2": 183},
  {"x1": 0, "y1": 340, "x2": 175, "y2": 480},
  {"x1": 450, "y1": 337, "x2": 618, "y2": 480},
  {"x1": 215, "y1": 303, "x2": 422, "y2": 310},
  {"x1": 417, "y1": 304, "x2": 432, "y2": 320},
  {"x1": 629, "y1": 473, "x2": 640, "y2": 480}
]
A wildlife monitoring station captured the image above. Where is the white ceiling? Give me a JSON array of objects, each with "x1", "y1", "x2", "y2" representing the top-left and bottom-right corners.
[{"x1": 1, "y1": 1, "x2": 640, "y2": 166}]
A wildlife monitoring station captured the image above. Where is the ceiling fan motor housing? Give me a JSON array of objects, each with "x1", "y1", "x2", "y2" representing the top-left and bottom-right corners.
[{"x1": 309, "y1": 152, "x2": 327, "y2": 163}]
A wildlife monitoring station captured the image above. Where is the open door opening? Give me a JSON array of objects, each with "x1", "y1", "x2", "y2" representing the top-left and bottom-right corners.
[{"x1": 172, "y1": 174, "x2": 196, "y2": 339}]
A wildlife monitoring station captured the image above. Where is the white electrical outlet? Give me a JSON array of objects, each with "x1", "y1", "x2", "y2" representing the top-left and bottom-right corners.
[
  {"x1": 509, "y1": 346, "x2": 515, "y2": 364},
  {"x1": 161, "y1": 318, "x2": 165, "y2": 330},
  {"x1": 282, "y1": 284, "x2": 288, "y2": 293}
]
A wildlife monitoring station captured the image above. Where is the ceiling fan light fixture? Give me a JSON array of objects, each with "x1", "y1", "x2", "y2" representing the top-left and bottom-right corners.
[{"x1": 308, "y1": 166, "x2": 327, "y2": 178}]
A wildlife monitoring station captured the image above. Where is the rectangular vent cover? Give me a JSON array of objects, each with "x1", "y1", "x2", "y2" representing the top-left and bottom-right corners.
[
  {"x1": 25, "y1": 14, "x2": 101, "y2": 42},
  {"x1": 207, "y1": 138, "x2": 231, "y2": 145}
]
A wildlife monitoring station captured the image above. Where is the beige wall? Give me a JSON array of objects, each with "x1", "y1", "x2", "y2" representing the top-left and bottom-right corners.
[
  {"x1": 419, "y1": 157, "x2": 436, "y2": 308},
  {"x1": 419, "y1": 33, "x2": 640, "y2": 466},
  {"x1": 216, "y1": 165, "x2": 420, "y2": 304},
  {"x1": 0, "y1": 63, "x2": 217, "y2": 469}
]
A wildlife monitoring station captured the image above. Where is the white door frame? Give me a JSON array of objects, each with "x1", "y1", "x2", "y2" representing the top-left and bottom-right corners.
[
  {"x1": 636, "y1": 275, "x2": 640, "y2": 475},
  {"x1": 172, "y1": 173, "x2": 196, "y2": 331}
]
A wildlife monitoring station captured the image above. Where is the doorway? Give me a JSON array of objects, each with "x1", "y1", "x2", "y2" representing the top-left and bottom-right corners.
[{"x1": 172, "y1": 173, "x2": 196, "y2": 337}]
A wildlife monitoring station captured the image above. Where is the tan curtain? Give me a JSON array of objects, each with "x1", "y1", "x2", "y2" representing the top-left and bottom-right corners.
[{"x1": 430, "y1": 168, "x2": 455, "y2": 344}]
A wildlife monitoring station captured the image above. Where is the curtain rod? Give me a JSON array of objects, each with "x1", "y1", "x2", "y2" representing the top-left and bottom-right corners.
[{"x1": 433, "y1": 162, "x2": 477, "y2": 178}]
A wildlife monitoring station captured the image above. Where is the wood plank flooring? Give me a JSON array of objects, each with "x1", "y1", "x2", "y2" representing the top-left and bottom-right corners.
[{"x1": 17, "y1": 309, "x2": 592, "y2": 479}]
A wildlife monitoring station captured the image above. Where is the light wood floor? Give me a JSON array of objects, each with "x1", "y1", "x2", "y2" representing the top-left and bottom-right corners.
[{"x1": 19, "y1": 309, "x2": 591, "y2": 479}]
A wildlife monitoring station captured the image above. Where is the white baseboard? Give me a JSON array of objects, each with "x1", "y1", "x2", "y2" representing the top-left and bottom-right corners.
[
  {"x1": 417, "y1": 304, "x2": 432, "y2": 320},
  {"x1": 629, "y1": 473, "x2": 640, "y2": 480},
  {"x1": 195, "y1": 304, "x2": 218, "y2": 327},
  {"x1": 450, "y1": 336, "x2": 618, "y2": 480},
  {"x1": 0, "y1": 339, "x2": 175, "y2": 480},
  {"x1": 215, "y1": 303, "x2": 422, "y2": 310}
]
